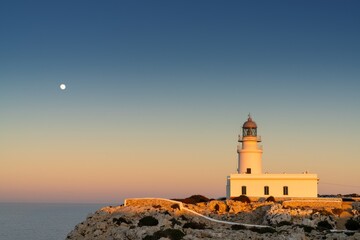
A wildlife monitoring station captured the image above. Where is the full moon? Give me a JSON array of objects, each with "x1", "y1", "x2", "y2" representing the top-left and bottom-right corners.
[{"x1": 60, "y1": 84, "x2": 66, "y2": 90}]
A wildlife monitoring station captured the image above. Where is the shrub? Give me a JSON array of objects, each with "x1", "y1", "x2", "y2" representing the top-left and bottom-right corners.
[
  {"x1": 171, "y1": 204, "x2": 181, "y2": 210},
  {"x1": 138, "y1": 216, "x2": 159, "y2": 227},
  {"x1": 296, "y1": 224, "x2": 315, "y2": 233},
  {"x1": 249, "y1": 227, "x2": 277, "y2": 234},
  {"x1": 143, "y1": 228, "x2": 185, "y2": 240},
  {"x1": 277, "y1": 221, "x2": 292, "y2": 227},
  {"x1": 345, "y1": 232, "x2": 355, "y2": 237},
  {"x1": 233, "y1": 195, "x2": 251, "y2": 203},
  {"x1": 169, "y1": 218, "x2": 182, "y2": 227},
  {"x1": 173, "y1": 195, "x2": 210, "y2": 204},
  {"x1": 265, "y1": 196, "x2": 276, "y2": 202},
  {"x1": 231, "y1": 224, "x2": 247, "y2": 230},
  {"x1": 162, "y1": 210, "x2": 171, "y2": 216},
  {"x1": 345, "y1": 218, "x2": 360, "y2": 230},
  {"x1": 183, "y1": 221, "x2": 206, "y2": 229},
  {"x1": 186, "y1": 195, "x2": 210, "y2": 204},
  {"x1": 345, "y1": 193, "x2": 359, "y2": 197},
  {"x1": 112, "y1": 217, "x2": 131, "y2": 225},
  {"x1": 226, "y1": 205, "x2": 230, "y2": 212},
  {"x1": 317, "y1": 220, "x2": 333, "y2": 230}
]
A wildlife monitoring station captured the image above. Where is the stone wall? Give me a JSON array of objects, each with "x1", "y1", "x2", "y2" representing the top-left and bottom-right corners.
[
  {"x1": 124, "y1": 198, "x2": 184, "y2": 210},
  {"x1": 282, "y1": 198, "x2": 342, "y2": 209}
]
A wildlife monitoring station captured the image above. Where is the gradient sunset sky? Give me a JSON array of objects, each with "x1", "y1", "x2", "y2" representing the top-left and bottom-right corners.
[{"x1": 1, "y1": 0, "x2": 360, "y2": 203}]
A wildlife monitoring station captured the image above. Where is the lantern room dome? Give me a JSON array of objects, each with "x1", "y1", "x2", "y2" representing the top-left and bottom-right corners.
[{"x1": 243, "y1": 116, "x2": 257, "y2": 128}]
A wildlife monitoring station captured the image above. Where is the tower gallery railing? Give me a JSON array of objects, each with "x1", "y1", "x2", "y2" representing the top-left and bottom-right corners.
[{"x1": 238, "y1": 135, "x2": 262, "y2": 142}]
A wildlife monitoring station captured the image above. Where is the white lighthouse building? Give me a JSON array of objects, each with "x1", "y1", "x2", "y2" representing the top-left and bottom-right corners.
[{"x1": 226, "y1": 115, "x2": 318, "y2": 199}]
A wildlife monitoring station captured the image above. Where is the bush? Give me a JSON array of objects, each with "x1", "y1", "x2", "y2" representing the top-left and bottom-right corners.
[
  {"x1": 249, "y1": 227, "x2": 277, "y2": 234},
  {"x1": 138, "y1": 216, "x2": 159, "y2": 227},
  {"x1": 296, "y1": 224, "x2": 315, "y2": 233},
  {"x1": 231, "y1": 224, "x2": 247, "y2": 230},
  {"x1": 143, "y1": 228, "x2": 185, "y2": 240},
  {"x1": 317, "y1": 220, "x2": 333, "y2": 230},
  {"x1": 233, "y1": 195, "x2": 251, "y2": 203},
  {"x1": 169, "y1": 218, "x2": 182, "y2": 227},
  {"x1": 277, "y1": 221, "x2": 292, "y2": 227},
  {"x1": 112, "y1": 217, "x2": 131, "y2": 225},
  {"x1": 185, "y1": 195, "x2": 210, "y2": 204},
  {"x1": 162, "y1": 210, "x2": 171, "y2": 216},
  {"x1": 344, "y1": 193, "x2": 359, "y2": 197},
  {"x1": 226, "y1": 205, "x2": 230, "y2": 212},
  {"x1": 345, "y1": 232, "x2": 356, "y2": 237},
  {"x1": 183, "y1": 221, "x2": 206, "y2": 229},
  {"x1": 265, "y1": 196, "x2": 276, "y2": 202},
  {"x1": 345, "y1": 218, "x2": 360, "y2": 230},
  {"x1": 173, "y1": 195, "x2": 210, "y2": 204},
  {"x1": 171, "y1": 204, "x2": 181, "y2": 210}
]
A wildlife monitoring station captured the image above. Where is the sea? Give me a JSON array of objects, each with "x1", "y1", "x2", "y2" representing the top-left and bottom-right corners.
[{"x1": 0, "y1": 202, "x2": 108, "y2": 240}]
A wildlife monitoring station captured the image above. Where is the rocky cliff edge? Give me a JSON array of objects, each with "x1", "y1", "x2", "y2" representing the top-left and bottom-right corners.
[{"x1": 67, "y1": 197, "x2": 360, "y2": 240}]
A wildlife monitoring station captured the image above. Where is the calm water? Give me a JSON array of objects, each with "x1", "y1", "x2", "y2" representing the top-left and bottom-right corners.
[{"x1": 0, "y1": 202, "x2": 107, "y2": 240}]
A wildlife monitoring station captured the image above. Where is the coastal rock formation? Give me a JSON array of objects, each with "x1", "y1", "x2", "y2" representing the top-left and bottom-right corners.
[{"x1": 67, "y1": 197, "x2": 360, "y2": 240}]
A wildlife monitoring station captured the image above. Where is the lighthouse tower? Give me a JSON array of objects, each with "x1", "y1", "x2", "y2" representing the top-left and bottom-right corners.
[
  {"x1": 237, "y1": 115, "x2": 263, "y2": 174},
  {"x1": 227, "y1": 114, "x2": 318, "y2": 199}
]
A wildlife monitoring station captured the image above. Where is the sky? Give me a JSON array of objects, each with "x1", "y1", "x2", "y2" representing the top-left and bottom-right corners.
[{"x1": 1, "y1": 0, "x2": 360, "y2": 203}]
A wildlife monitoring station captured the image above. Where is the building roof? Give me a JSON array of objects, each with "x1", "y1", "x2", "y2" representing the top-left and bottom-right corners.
[{"x1": 243, "y1": 115, "x2": 257, "y2": 128}]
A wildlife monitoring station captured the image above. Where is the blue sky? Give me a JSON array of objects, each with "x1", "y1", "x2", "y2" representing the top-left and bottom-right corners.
[{"x1": 1, "y1": 0, "x2": 360, "y2": 202}]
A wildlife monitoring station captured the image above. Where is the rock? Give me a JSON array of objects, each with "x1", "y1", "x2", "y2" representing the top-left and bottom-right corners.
[
  {"x1": 96, "y1": 222, "x2": 107, "y2": 231},
  {"x1": 301, "y1": 218, "x2": 315, "y2": 227},
  {"x1": 225, "y1": 200, "x2": 248, "y2": 214},
  {"x1": 352, "y1": 202, "x2": 360, "y2": 211},
  {"x1": 93, "y1": 229, "x2": 102, "y2": 237},
  {"x1": 353, "y1": 233, "x2": 360, "y2": 239},
  {"x1": 264, "y1": 204, "x2": 292, "y2": 225},
  {"x1": 340, "y1": 211, "x2": 353, "y2": 218}
]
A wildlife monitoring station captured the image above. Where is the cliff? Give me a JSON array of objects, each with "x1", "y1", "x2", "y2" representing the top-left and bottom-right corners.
[{"x1": 67, "y1": 197, "x2": 360, "y2": 240}]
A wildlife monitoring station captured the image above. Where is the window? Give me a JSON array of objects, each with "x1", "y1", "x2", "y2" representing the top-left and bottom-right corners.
[
  {"x1": 264, "y1": 186, "x2": 269, "y2": 195},
  {"x1": 246, "y1": 168, "x2": 251, "y2": 174},
  {"x1": 243, "y1": 128, "x2": 257, "y2": 136},
  {"x1": 283, "y1": 186, "x2": 289, "y2": 195},
  {"x1": 242, "y1": 186, "x2": 247, "y2": 195}
]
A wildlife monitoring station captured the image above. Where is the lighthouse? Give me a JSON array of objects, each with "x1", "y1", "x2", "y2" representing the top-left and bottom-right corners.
[
  {"x1": 226, "y1": 115, "x2": 319, "y2": 199},
  {"x1": 237, "y1": 114, "x2": 262, "y2": 174}
]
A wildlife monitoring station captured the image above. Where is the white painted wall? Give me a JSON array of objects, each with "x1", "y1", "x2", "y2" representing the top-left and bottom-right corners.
[
  {"x1": 227, "y1": 173, "x2": 318, "y2": 198},
  {"x1": 238, "y1": 136, "x2": 262, "y2": 174}
]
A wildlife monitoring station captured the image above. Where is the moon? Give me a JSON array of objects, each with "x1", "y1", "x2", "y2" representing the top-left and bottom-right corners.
[{"x1": 60, "y1": 84, "x2": 66, "y2": 90}]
